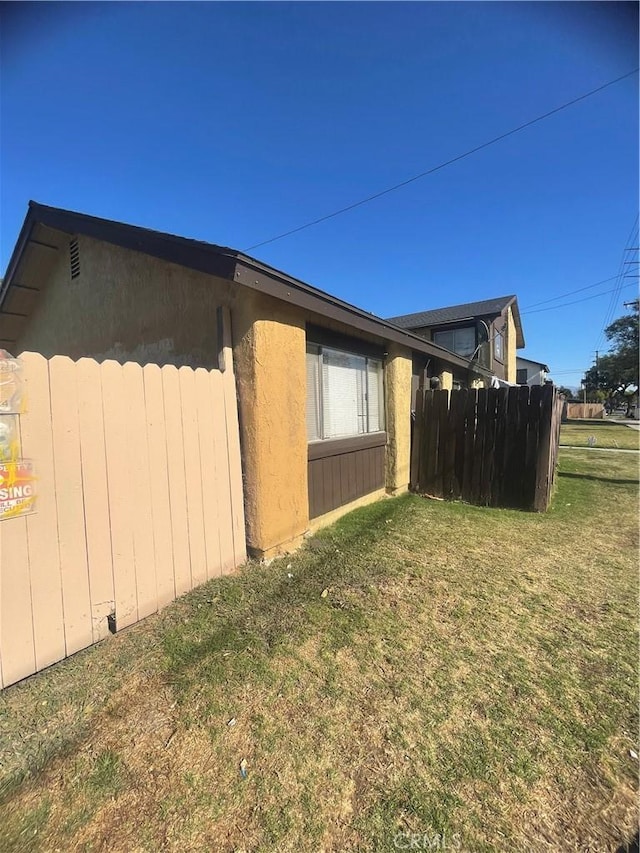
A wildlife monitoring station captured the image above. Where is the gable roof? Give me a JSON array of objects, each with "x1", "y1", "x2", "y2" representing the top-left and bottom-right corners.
[
  {"x1": 387, "y1": 295, "x2": 525, "y2": 348},
  {"x1": 517, "y1": 355, "x2": 550, "y2": 372},
  {"x1": 0, "y1": 201, "x2": 492, "y2": 376}
]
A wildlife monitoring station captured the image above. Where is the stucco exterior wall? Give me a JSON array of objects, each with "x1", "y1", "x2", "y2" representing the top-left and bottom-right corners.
[
  {"x1": 232, "y1": 290, "x2": 309, "y2": 558},
  {"x1": 506, "y1": 307, "x2": 517, "y2": 383},
  {"x1": 384, "y1": 344, "x2": 413, "y2": 494},
  {"x1": 17, "y1": 236, "x2": 234, "y2": 367}
]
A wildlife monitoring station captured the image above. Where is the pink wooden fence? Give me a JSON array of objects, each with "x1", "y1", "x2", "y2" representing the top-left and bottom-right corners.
[{"x1": 0, "y1": 348, "x2": 245, "y2": 688}]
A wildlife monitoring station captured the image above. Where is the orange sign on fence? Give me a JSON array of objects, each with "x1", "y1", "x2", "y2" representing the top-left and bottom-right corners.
[{"x1": 0, "y1": 460, "x2": 36, "y2": 520}]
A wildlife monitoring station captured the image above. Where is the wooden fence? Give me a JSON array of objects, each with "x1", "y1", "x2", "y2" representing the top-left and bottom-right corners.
[
  {"x1": 0, "y1": 349, "x2": 246, "y2": 689},
  {"x1": 410, "y1": 385, "x2": 563, "y2": 512},
  {"x1": 565, "y1": 403, "x2": 604, "y2": 420}
]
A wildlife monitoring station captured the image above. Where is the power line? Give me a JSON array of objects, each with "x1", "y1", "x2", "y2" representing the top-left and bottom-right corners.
[
  {"x1": 521, "y1": 274, "x2": 621, "y2": 309},
  {"x1": 520, "y1": 281, "x2": 636, "y2": 315},
  {"x1": 594, "y1": 215, "x2": 639, "y2": 351},
  {"x1": 244, "y1": 68, "x2": 639, "y2": 251}
]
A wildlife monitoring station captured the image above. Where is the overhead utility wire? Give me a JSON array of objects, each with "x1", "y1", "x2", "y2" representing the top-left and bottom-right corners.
[
  {"x1": 594, "y1": 216, "x2": 639, "y2": 351},
  {"x1": 520, "y1": 281, "x2": 636, "y2": 315},
  {"x1": 521, "y1": 274, "x2": 621, "y2": 309},
  {"x1": 244, "y1": 68, "x2": 639, "y2": 251}
]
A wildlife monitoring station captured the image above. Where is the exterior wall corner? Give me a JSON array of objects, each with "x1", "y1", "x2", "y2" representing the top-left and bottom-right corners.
[{"x1": 384, "y1": 344, "x2": 412, "y2": 493}]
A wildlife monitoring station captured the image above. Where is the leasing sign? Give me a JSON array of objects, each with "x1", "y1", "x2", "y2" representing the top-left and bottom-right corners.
[{"x1": 0, "y1": 461, "x2": 36, "y2": 520}]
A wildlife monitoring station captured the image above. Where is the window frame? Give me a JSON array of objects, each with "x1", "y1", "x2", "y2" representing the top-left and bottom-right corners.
[
  {"x1": 306, "y1": 341, "x2": 385, "y2": 443},
  {"x1": 493, "y1": 329, "x2": 504, "y2": 362},
  {"x1": 432, "y1": 325, "x2": 477, "y2": 359}
]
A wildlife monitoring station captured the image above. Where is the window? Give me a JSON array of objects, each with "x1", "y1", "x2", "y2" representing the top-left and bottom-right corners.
[
  {"x1": 494, "y1": 330, "x2": 504, "y2": 361},
  {"x1": 433, "y1": 326, "x2": 476, "y2": 358},
  {"x1": 516, "y1": 368, "x2": 528, "y2": 385},
  {"x1": 306, "y1": 343, "x2": 384, "y2": 441}
]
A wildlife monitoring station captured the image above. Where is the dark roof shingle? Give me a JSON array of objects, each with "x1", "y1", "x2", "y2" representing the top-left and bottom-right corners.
[{"x1": 387, "y1": 295, "x2": 517, "y2": 329}]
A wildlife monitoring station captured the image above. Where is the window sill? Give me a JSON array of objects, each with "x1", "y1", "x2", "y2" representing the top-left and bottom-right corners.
[{"x1": 308, "y1": 431, "x2": 387, "y2": 461}]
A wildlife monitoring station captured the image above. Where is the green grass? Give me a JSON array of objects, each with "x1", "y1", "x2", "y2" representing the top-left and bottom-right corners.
[
  {"x1": 0, "y1": 450, "x2": 638, "y2": 852},
  {"x1": 560, "y1": 418, "x2": 640, "y2": 450}
]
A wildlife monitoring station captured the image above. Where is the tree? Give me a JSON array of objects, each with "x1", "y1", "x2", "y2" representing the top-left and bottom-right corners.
[
  {"x1": 583, "y1": 305, "x2": 639, "y2": 414},
  {"x1": 555, "y1": 385, "x2": 575, "y2": 399}
]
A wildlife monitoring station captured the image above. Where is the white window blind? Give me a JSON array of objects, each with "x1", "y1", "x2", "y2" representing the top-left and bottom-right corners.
[
  {"x1": 306, "y1": 343, "x2": 385, "y2": 441},
  {"x1": 322, "y1": 349, "x2": 366, "y2": 438},
  {"x1": 366, "y1": 358, "x2": 383, "y2": 432},
  {"x1": 306, "y1": 346, "x2": 321, "y2": 441}
]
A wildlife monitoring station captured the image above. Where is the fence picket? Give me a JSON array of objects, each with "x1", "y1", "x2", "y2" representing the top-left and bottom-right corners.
[
  {"x1": 144, "y1": 364, "x2": 176, "y2": 609},
  {"x1": 101, "y1": 360, "x2": 138, "y2": 629},
  {"x1": 49, "y1": 356, "x2": 93, "y2": 654},
  {"x1": 411, "y1": 385, "x2": 562, "y2": 513},
  {"x1": 20, "y1": 352, "x2": 66, "y2": 668},
  {"x1": 1, "y1": 352, "x2": 245, "y2": 690},
  {"x1": 76, "y1": 358, "x2": 115, "y2": 642}
]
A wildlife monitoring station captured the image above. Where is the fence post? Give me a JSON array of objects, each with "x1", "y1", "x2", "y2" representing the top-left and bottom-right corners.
[{"x1": 534, "y1": 385, "x2": 555, "y2": 511}]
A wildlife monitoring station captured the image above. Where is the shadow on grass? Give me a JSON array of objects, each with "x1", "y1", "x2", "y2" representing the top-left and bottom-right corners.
[
  {"x1": 617, "y1": 830, "x2": 639, "y2": 853},
  {"x1": 558, "y1": 472, "x2": 639, "y2": 485},
  {"x1": 162, "y1": 496, "x2": 411, "y2": 697}
]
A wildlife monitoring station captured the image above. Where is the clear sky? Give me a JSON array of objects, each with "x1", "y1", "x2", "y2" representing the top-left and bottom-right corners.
[{"x1": 1, "y1": 1, "x2": 638, "y2": 389}]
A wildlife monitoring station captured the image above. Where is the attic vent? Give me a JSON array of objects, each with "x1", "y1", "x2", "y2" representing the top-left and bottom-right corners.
[{"x1": 69, "y1": 239, "x2": 80, "y2": 279}]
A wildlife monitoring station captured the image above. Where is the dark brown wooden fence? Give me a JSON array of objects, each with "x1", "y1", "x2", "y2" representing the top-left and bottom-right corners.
[{"x1": 410, "y1": 385, "x2": 564, "y2": 511}]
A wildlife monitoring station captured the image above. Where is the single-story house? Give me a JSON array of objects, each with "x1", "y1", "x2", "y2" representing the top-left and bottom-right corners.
[
  {"x1": 387, "y1": 295, "x2": 525, "y2": 386},
  {"x1": 516, "y1": 356, "x2": 550, "y2": 386},
  {"x1": 1, "y1": 201, "x2": 494, "y2": 559}
]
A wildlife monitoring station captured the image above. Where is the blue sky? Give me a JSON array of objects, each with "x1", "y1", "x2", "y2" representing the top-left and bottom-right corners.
[{"x1": 1, "y1": 1, "x2": 638, "y2": 389}]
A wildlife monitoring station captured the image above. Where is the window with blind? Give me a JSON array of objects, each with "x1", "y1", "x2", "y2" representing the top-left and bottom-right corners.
[{"x1": 306, "y1": 343, "x2": 385, "y2": 441}]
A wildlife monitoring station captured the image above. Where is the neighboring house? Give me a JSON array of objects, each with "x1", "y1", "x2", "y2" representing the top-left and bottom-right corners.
[
  {"x1": 0, "y1": 201, "x2": 494, "y2": 560},
  {"x1": 516, "y1": 356, "x2": 550, "y2": 386},
  {"x1": 387, "y1": 295, "x2": 525, "y2": 385}
]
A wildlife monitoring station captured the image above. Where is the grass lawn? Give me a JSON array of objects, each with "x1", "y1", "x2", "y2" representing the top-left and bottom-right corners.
[
  {"x1": 1, "y1": 450, "x2": 638, "y2": 852},
  {"x1": 560, "y1": 419, "x2": 640, "y2": 450}
]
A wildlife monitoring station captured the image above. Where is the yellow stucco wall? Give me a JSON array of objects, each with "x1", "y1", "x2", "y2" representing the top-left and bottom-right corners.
[
  {"x1": 17, "y1": 235, "x2": 234, "y2": 366},
  {"x1": 384, "y1": 344, "x2": 413, "y2": 494},
  {"x1": 506, "y1": 307, "x2": 517, "y2": 383},
  {"x1": 232, "y1": 290, "x2": 309, "y2": 558},
  {"x1": 15, "y1": 235, "x2": 419, "y2": 559}
]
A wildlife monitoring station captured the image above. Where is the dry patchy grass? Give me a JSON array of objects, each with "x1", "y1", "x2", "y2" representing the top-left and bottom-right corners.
[
  {"x1": 0, "y1": 450, "x2": 638, "y2": 852},
  {"x1": 560, "y1": 419, "x2": 640, "y2": 450}
]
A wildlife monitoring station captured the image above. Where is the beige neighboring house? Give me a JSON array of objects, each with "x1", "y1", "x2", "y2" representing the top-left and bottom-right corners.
[
  {"x1": 387, "y1": 295, "x2": 525, "y2": 385},
  {"x1": 516, "y1": 356, "x2": 550, "y2": 387},
  {"x1": 1, "y1": 201, "x2": 494, "y2": 560}
]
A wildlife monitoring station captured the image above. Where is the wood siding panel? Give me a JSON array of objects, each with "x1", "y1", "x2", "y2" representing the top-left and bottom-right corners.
[{"x1": 308, "y1": 437, "x2": 386, "y2": 519}]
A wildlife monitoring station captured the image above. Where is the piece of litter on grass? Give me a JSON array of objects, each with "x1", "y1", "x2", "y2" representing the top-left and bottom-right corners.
[
  {"x1": 227, "y1": 718, "x2": 237, "y2": 728},
  {"x1": 287, "y1": 563, "x2": 292, "y2": 569},
  {"x1": 287, "y1": 573, "x2": 294, "y2": 579},
  {"x1": 240, "y1": 758, "x2": 248, "y2": 779},
  {"x1": 630, "y1": 749, "x2": 638, "y2": 760},
  {"x1": 321, "y1": 588, "x2": 329, "y2": 598}
]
